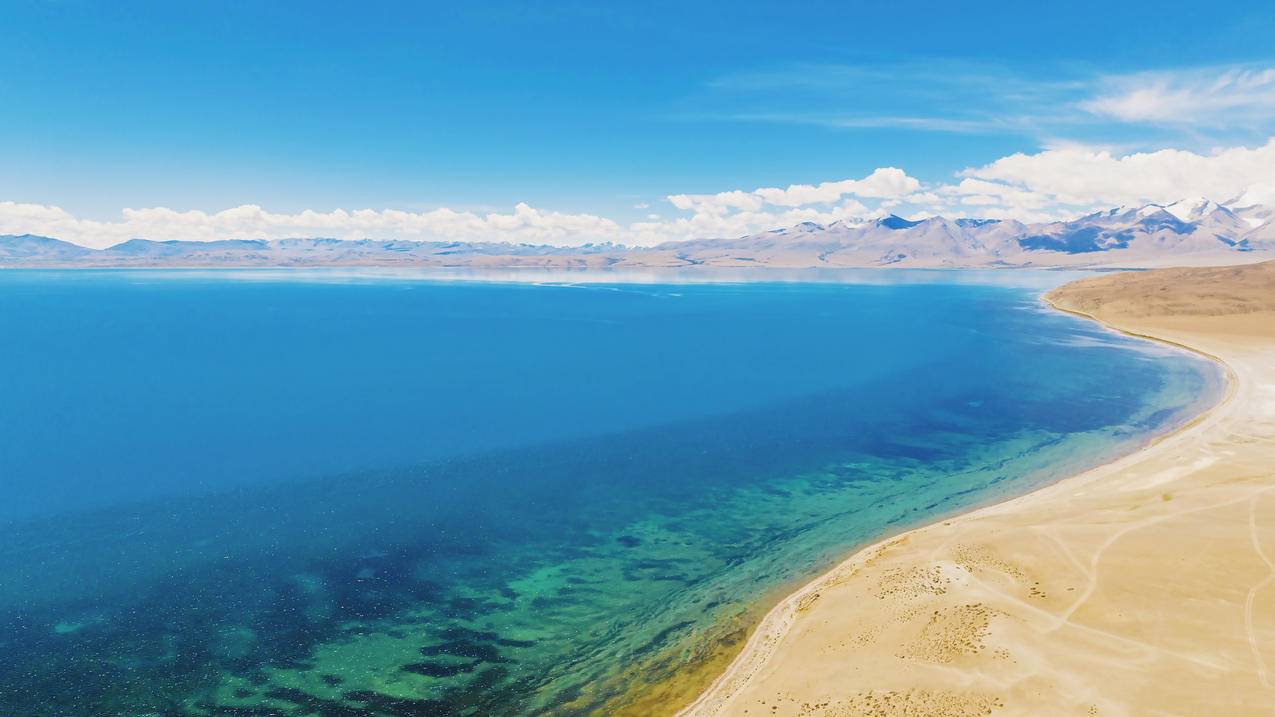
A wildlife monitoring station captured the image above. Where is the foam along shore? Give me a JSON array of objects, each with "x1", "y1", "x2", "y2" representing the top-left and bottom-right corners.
[{"x1": 678, "y1": 260, "x2": 1275, "y2": 717}]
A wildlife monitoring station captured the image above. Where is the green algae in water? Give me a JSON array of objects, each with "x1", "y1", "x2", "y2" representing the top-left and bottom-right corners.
[{"x1": 0, "y1": 277, "x2": 1222, "y2": 717}]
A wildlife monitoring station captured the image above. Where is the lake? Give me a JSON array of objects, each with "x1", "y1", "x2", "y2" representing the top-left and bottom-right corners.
[{"x1": 0, "y1": 269, "x2": 1221, "y2": 716}]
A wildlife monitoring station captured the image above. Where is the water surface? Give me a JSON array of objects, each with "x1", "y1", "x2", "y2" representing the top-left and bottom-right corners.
[{"x1": 0, "y1": 269, "x2": 1221, "y2": 715}]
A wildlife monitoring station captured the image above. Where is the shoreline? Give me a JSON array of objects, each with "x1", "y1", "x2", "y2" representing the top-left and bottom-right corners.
[{"x1": 675, "y1": 280, "x2": 1249, "y2": 716}]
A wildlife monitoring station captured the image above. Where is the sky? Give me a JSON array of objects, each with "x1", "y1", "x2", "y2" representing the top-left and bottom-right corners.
[{"x1": 3, "y1": 0, "x2": 1275, "y2": 247}]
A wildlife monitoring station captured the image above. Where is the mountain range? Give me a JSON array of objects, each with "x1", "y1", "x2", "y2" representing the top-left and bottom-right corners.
[{"x1": 3, "y1": 197, "x2": 1273, "y2": 270}]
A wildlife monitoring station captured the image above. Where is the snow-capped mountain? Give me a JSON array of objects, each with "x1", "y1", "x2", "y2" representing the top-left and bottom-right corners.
[
  {"x1": 653, "y1": 197, "x2": 1272, "y2": 267},
  {"x1": 1163, "y1": 197, "x2": 1223, "y2": 222},
  {"x1": 1223, "y1": 196, "x2": 1275, "y2": 252},
  {"x1": 654, "y1": 215, "x2": 1033, "y2": 267},
  {"x1": 1017, "y1": 200, "x2": 1261, "y2": 257},
  {"x1": 1, "y1": 198, "x2": 1272, "y2": 269}
]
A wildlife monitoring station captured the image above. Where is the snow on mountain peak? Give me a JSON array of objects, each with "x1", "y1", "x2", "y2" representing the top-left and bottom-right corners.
[
  {"x1": 1163, "y1": 196, "x2": 1219, "y2": 222},
  {"x1": 1223, "y1": 190, "x2": 1274, "y2": 229}
]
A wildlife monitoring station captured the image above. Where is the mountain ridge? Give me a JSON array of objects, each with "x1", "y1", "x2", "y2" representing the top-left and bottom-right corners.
[{"x1": 3, "y1": 198, "x2": 1272, "y2": 270}]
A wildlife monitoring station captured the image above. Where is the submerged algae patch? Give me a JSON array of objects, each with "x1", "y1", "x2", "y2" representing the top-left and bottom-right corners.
[{"x1": 202, "y1": 444, "x2": 1214, "y2": 712}]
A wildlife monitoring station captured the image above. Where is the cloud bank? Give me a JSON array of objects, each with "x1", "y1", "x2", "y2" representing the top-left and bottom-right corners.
[
  {"x1": 0, "y1": 202, "x2": 625, "y2": 250},
  {"x1": 3, "y1": 139, "x2": 1274, "y2": 248}
]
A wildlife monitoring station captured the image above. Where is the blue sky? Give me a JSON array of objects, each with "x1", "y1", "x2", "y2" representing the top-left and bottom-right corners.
[{"x1": 3, "y1": 1, "x2": 1275, "y2": 246}]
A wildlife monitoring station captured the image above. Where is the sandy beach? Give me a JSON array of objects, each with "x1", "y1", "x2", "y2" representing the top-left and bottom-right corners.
[{"x1": 679, "y1": 261, "x2": 1275, "y2": 716}]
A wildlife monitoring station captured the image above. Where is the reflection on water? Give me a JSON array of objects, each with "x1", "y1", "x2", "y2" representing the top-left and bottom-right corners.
[{"x1": 0, "y1": 272, "x2": 1221, "y2": 715}]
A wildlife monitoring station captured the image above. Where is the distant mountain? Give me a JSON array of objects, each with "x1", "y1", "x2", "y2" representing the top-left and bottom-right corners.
[
  {"x1": 1016, "y1": 201, "x2": 1260, "y2": 255},
  {"x1": 0, "y1": 235, "x2": 640, "y2": 269},
  {"x1": 664, "y1": 197, "x2": 1274, "y2": 268},
  {"x1": 2, "y1": 197, "x2": 1272, "y2": 269},
  {"x1": 658, "y1": 215, "x2": 1034, "y2": 267},
  {"x1": 0, "y1": 234, "x2": 94, "y2": 262}
]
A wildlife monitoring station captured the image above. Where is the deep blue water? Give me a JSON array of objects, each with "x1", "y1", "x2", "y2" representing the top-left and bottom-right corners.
[{"x1": 0, "y1": 269, "x2": 1221, "y2": 716}]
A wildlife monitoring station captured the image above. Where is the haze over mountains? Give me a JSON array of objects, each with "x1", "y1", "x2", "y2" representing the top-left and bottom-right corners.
[{"x1": 3, "y1": 197, "x2": 1273, "y2": 270}]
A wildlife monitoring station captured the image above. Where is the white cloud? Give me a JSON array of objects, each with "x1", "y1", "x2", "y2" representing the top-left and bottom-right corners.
[
  {"x1": 4, "y1": 140, "x2": 1274, "y2": 249},
  {"x1": 0, "y1": 201, "x2": 625, "y2": 250},
  {"x1": 937, "y1": 178, "x2": 1054, "y2": 211},
  {"x1": 627, "y1": 199, "x2": 875, "y2": 246},
  {"x1": 666, "y1": 167, "x2": 919, "y2": 217},
  {"x1": 751, "y1": 167, "x2": 920, "y2": 206},
  {"x1": 958, "y1": 138, "x2": 1275, "y2": 209},
  {"x1": 1082, "y1": 67, "x2": 1275, "y2": 125},
  {"x1": 1235, "y1": 182, "x2": 1275, "y2": 208},
  {"x1": 902, "y1": 191, "x2": 941, "y2": 204},
  {"x1": 667, "y1": 189, "x2": 765, "y2": 214},
  {"x1": 0, "y1": 196, "x2": 882, "y2": 249}
]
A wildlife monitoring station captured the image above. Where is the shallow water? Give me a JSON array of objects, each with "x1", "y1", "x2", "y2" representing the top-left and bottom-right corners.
[{"x1": 0, "y1": 269, "x2": 1221, "y2": 716}]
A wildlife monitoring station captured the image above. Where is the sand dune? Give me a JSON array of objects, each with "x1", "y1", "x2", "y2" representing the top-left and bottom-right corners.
[{"x1": 679, "y1": 260, "x2": 1275, "y2": 716}]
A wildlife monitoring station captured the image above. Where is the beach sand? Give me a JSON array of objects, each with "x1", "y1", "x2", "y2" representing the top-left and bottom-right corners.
[{"x1": 678, "y1": 260, "x2": 1275, "y2": 716}]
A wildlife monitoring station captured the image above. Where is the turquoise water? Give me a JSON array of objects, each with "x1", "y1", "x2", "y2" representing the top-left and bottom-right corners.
[{"x1": 0, "y1": 269, "x2": 1221, "y2": 716}]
